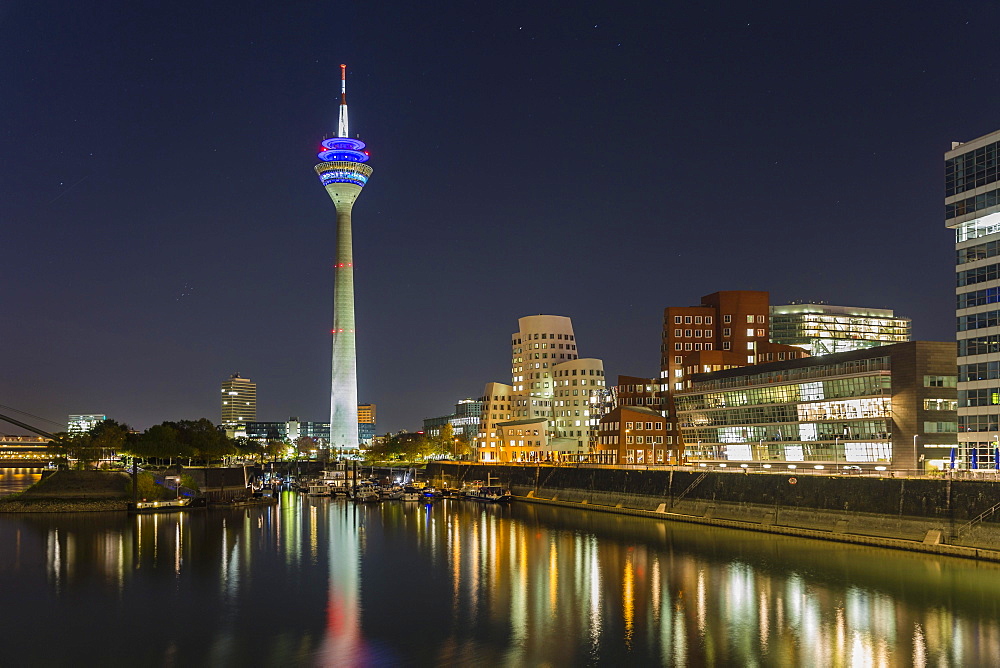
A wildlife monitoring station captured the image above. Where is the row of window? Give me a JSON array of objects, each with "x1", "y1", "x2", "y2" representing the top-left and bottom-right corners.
[
  {"x1": 688, "y1": 358, "x2": 891, "y2": 392},
  {"x1": 598, "y1": 435, "x2": 672, "y2": 445},
  {"x1": 681, "y1": 420, "x2": 892, "y2": 443},
  {"x1": 959, "y1": 389, "x2": 1000, "y2": 407},
  {"x1": 958, "y1": 286, "x2": 1000, "y2": 309},
  {"x1": 671, "y1": 315, "x2": 712, "y2": 324},
  {"x1": 673, "y1": 342, "x2": 713, "y2": 351},
  {"x1": 924, "y1": 399, "x2": 958, "y2": 411},
  {"x1": 946, "y1": 187, "x2": 1000, "y2": 220},
  {"x1": 925, "y1": 375, "x2": 958, "y2": 387},
  {"x1": 554, "y1": 368, "x2": 602, "y2": 377},
  {"x1": 672, "y1": 328, "x2": 714, "y2": 338},
  {"x1": 957, "y1": 262, "x2": 1000, "y2": 287},
  {"x1": 512, "y1": 333, "x2": 575, "y2": 344},
  {"x1": 957, "y1": 238, "x2": 1000, "y2": 266},
  {"x1": 946, "y1": 141, "x2": 1000, "y2": 196},
  {"x1": 959, "y1": 334, "x2": 1000, "y2": 357},
  {"x1": 676, "y1": 376, "x2": 891, "y2": 411},
  {"x1": 679, "y1": 402, "x2": 890, "y2": 428},
  {"x1": 958, "y1": 415, "x2": 1000, "y2": 432},
  {"x1": 960, "y1": 361, "x2": 1000, "y2": 381},
  {"x1": 957, "y1": 310, "x2": 1000, "y2": 332}
]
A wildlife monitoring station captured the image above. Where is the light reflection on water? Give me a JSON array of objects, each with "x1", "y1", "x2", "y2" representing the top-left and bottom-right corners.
[
  {"x1": 0, "y1": 467, "x2": 42, "y2": 496},
  {"x1": 0, "y1": 494, "x2": 998, "y2": 665}
]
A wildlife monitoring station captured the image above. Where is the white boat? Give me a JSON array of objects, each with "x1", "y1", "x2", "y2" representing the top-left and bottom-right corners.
[
  {"x1": 353, "y1": 482, "x2": 381, "y2": 503},
  {"x1": 307, "y1": 483, "x2": 330, "y2": 496},
  {"x1": 401, "y1": 485, "x2": 422, "y2": 501}
]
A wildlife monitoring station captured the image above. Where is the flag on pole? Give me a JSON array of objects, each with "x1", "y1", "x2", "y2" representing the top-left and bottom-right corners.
[
  {"x1": 950, "y1": 447, "x2": 957, "y2": 470},
  {"x1": 972, "y1": 448, "x2": 979, "y2": 470}
]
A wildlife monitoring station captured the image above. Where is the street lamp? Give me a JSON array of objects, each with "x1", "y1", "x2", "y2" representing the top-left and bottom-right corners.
[
  {"x1": 913, "y1": 434, "x2": 920, "y2": 475},
  {"x1": 835, "y1": 436, "x2": 840, "y2": 470}
]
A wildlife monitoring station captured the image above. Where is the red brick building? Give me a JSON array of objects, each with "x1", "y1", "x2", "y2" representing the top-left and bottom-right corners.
[{"x1": 595, "y1": 405, "x2": 669, "y2": 464}]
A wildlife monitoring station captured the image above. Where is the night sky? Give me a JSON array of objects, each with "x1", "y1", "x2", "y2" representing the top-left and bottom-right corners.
[{"x1": 3, "y1": 2, "x2": 996, "y2": 434}]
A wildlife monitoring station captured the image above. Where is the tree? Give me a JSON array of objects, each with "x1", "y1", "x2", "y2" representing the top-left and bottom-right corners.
[
  {"x1": 295, "y1": 436, "x2": 317, "y2": 460},
  {"x1": 453, "y1": 434, "x2": 472, "y2": 459}
]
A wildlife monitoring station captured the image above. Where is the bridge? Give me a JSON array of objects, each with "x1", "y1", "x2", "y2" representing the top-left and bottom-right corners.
[{"x1": 0, "y1": 405, "x2": 59, "y2": 467}]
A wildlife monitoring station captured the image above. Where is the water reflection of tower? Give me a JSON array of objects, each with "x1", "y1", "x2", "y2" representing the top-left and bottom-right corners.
[{"x1": 315, "y1": 64, "x2": 373, "y2": 456}]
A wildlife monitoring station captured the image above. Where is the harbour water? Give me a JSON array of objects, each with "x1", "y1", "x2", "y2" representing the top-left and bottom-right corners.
[
  {"x1": 0, "y1": 467, "x2": 41, "y2": 497},
  {"x1": 1, "y1": 491, "x2": 998, "y2": 666}
]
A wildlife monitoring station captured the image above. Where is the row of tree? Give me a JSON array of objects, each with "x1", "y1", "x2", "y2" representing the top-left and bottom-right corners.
[
  {"x1": 47, "y1": 418, "x2": 299, "y2": 468},
  {"x1": 46, "y1": 418, "x2": 471, "y2": 468},
  {"x1": 366, "y1": 424, "x2": 472, "y2": 462}
]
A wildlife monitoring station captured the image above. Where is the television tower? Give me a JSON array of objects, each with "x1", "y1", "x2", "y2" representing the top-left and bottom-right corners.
[{"x1": 314, "y1": 64, "x2": 372, "y2": 455}]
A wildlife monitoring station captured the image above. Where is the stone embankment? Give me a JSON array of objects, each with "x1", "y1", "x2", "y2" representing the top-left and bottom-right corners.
[{"x1": 427, "y1": 462, "x2": 1000, "y2": 561}]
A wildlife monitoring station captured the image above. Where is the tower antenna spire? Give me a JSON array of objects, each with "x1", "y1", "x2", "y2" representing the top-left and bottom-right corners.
[{"x1": 338, "y1": 63, "x2": 349, "y2": 138}]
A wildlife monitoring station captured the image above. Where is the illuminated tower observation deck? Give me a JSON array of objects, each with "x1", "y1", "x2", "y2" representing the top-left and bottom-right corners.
[{"x1": 314, "y1": 64, "x2": 372, "y2": 454}]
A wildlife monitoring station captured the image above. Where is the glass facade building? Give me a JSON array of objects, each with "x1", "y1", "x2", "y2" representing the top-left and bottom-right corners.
[
  {"x1": 770, "y1": 304, "x2": 910, "y2": 356},
  {"x1": 949, "y1": 130, "x2": 1000, "y2": 468},
  {"x1": 674, "y1": 342, "x2": 956, "y2": 472}
]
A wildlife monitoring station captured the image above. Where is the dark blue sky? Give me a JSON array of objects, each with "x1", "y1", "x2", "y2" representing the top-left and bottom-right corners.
[{"x1": 2, "y1": 2, "x2": 995, "y2": 434}]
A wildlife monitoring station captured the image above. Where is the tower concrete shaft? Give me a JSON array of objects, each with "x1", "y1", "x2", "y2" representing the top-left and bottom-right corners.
[{"x1": 315, "y1": 160, "x2": 372, "y2": 453}]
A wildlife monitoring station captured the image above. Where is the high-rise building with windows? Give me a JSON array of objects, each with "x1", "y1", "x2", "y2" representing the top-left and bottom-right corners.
[
  {"x1": 221, "y1": 373, "x2": 256, "y2": 435},
  {"x1": 948, "y1": 130, "x2": 1000, "y2": 467},
  {"x1": 358, "y1": 403, "x2": 376, "y2": 445},
  {"x1": 477, "y1": 315, "x2": 606, "y2": 462},
  {"x1": 315, "y1": 64, "x2": 373, "y2": 455},
  {"x1": 770, "y1": 303, "x2": 911, "y2": 356},
  {"x1": 68, "y1": 414, "x2": 106, "y2": 434}
]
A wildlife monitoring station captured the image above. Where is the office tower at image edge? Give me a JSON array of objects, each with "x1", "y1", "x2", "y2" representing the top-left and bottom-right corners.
[
  {"x1": 948, "y1": 129, "x2": 1000, "y2": 466},
  {"x1": 315, "y1": 64, "x2": 372, "y2": 454},
  {"x1": 221, "y1": 373, "x2": 256, "y2": 436}
]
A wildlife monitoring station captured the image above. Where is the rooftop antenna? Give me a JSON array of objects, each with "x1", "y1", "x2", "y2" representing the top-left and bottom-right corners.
[{"x1": 338, "y1": 63, "x2": 349, "y2": 138}]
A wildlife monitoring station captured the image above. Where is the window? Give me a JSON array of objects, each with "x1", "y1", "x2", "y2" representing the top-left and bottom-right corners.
[
  {"x1": 685, "y1": 329, "x2": 693, "y2": 337},
  {"x1": 674, "y1": 328, "x2": 682, "y2": 336},
  {"x1": 757, "y1": 315, "x2": 765, "y2": 323},
  {"x1": 705, "y1": 343, "x2": 713, "y2": 350},
  {"x1": 655, "y1": 422, "x2": 663, "y2": 430},
  {"x1": 626, "y1": 436, "x2": 634, "y2": 444},
  {"x1": 645, "y1": 422, "x2": 653, "y2": 430},
  {"x1": 924, "y1": 421, "x2": 958, "y2": 433},
  {"x1": 756, "y1": 329, "x2": 765, "y2": 337},
  {"x1": 674, "y1": 343, "x2": 682, "y2": 351},
  {"x1": 723, "y1": 341, "x2": 731, "y2": 350},
  {"x1": 723, "y1": 328, "x2": 731, "y2": 336},
  {"x1": 705, "y1": 316, "x2": 712, "y2": 324},
  {"x1": 685, "y1": 343, "x2": 692, "y2": 351},
  {"x1": 724, "y1": 315, "x2": 732, "y2": 324},
  {"x1": 685, "y1": 316, "x2": 692, "y2": 324},
  {"x1": 694, "y1": 343, "x2": 702, "y2": 350},
  {"x1": 924, "y1": 399, "x2": 958, "y2": 411},
  {"x1": 674, "y1": 356, "x2": 683, "y2": 363},
  {"x1": 625, "y1": 422, "x2": 633, "y2": 429},
  {"x1": 747, "y1": 315, "x2": 754, "y2": 323},
  {"x1": 924, "y1": 375, "x2": 957, "y2": 388},
  {"x1": 674, "y1": 316, "x2": 682, "y2": 324},
  {"x1": 747, "y1": 329, "x2": 755, "y2": 337},
  {"x1": 694, "y1": 316, "x2": 702, "y2": 324}
]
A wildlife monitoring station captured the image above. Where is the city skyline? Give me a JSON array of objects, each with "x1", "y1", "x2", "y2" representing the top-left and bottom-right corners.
[{"x1": 3, "y1": 3, "x2": 994, "y2": 433}]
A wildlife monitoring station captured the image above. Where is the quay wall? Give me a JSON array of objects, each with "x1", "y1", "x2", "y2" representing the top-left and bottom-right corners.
[{"x1": 426, "y1": 463, "x2": 1000, "y2": 553}]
